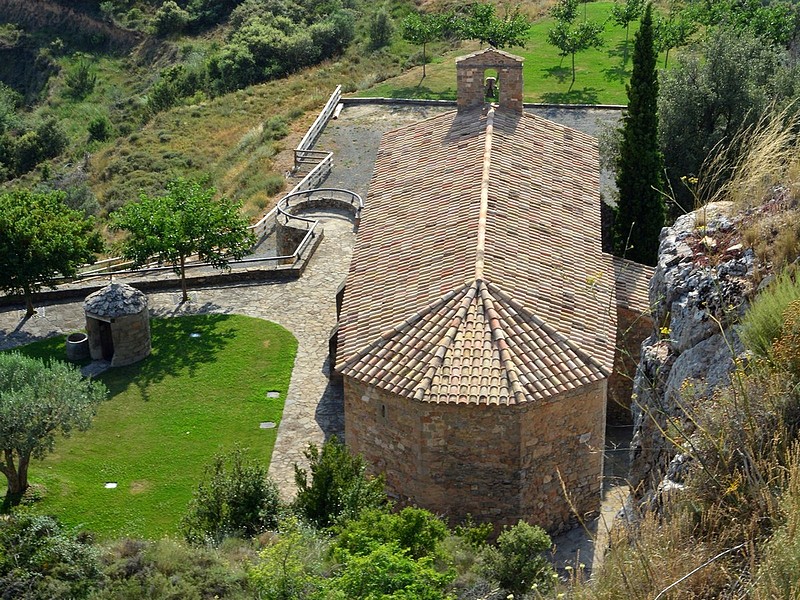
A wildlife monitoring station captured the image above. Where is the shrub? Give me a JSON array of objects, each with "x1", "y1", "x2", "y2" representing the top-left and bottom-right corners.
[
  {"x1": 88, "y1": 114, "x2": 113, "y2": 142},
  {"x1": 264, "y1": 173, "x2": 286, "y2": 196},
  {"x1": 248, "y1": 517, "x2": 328, "y2": 600},
  {"x1": 181, "y1": 447, "x2": 281, "y2": 545},
  {"x1": 332, "y1": 507, "x2": 449, "y2": 561},
  {"x1": 369, "y1": 9, "x2": 394, "y2": 50},
  {"x1": 328, "y1": 543, "x2": 455, "y2": 600},
  {"x1": 479, "y1": 520, "x2": 555, "y2": 596},
  {"x1": 0, "y1": 512, "x2": 102, "y2": 599},
  {"x1": 153, "y1": 0, "x2": 190, "y2": 36},
  {"x1": 95, "y1": 537, "x2": 251, "y2": 599},
  {"x1": 292, "y1": 436, "x2": 385, "y2": 529},
  {"x1": 772, "y1": 299, "x2": 800, "y2": 378},
  {"x1": 64, "y1": 61, "x2": 97, "y2": 99},
  {"x1": 6, "y1": 118, "x2": 68, "y2": 177},
  {"x1": 262, "y1": 116, "x2": 288, "y2": 141},
  {"x1": 147, "y1": 65, "x2": 206, "y2": 115}
]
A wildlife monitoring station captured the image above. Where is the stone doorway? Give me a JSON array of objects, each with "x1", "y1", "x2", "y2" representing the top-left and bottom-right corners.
[{"x1": 97, "y1": 319, "x2": 114, "y2": 361}]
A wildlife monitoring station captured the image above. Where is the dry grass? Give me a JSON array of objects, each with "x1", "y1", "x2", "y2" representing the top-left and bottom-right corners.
[
  {"x1": 686, "y1": 106, "x2": 800, "y2": 270},
  {"x1": 700, "y1": 106, "x2": 800, "y2": 209},
  {"x1": 572, "y1": 511, "x2": 742, "y2": 600}
]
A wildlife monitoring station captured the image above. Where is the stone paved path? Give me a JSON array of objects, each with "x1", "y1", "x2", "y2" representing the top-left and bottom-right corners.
[{"x1": 0, "y1": 209, "x2": 356, "y2": 499}]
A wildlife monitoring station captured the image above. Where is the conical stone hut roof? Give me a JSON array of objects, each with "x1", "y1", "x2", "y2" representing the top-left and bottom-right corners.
[{"x1": 84, "y1": 283, "x2": 148, "y2": 318}]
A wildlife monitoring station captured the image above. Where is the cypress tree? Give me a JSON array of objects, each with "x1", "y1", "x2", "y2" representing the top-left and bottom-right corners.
[{"x1": 613, "y1": 2, "x2": 665, "y2": 266}]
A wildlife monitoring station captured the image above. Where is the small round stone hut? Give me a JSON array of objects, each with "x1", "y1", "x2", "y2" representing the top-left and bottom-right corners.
[{"x1": 83, "y1": 283, "x2": 151, "y2": 367}]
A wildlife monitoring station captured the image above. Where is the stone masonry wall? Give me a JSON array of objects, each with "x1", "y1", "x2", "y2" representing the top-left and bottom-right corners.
[
  {"x1": 109, "y1": 312, "x2": 151, "y2": 366},
  {"x1": 277, "y1": 223, "x2": 310, "y2": 257},
  {"x1": 607, "y1": 306, "x2": 653, "y2": 425},
  {"x1": 456, "y1": 52, "x2": 523, "y2": 113},
  {"x1": 519, "y1": 380, "x2": 606, "y2": 532},
  {"x1": 345, "y1": 377, "x2": 606, "y2": 533}
]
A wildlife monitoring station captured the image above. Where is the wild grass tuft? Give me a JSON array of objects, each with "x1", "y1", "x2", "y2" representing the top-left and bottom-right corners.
[
  {"x1": 739, "y1": 268, "x2": 800, "y2": 360},
  {"x1": 703, "y1": 105, "x2": 800, "y2": 209}
]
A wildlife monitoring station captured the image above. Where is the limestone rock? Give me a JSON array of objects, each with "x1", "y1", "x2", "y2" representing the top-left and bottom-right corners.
[{"x1": 629, "y1": 202, "x2": 756, "y2": 493}]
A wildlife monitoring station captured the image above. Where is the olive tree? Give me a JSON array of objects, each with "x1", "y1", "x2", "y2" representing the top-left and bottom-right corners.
[
  {"x1": 111, "y1": 177, "x2": 256, "y2": 303},
  {"x1": 610, "y1": 0, "x2": 643, "y2": 61},
  {"x1": 0, "y1": 353, "x2": 107, "y2": 507},
  {"x1": 457, "y1": 3, "x2": 530, "y2": 49},
  {"x1": 658, "y1": 28, "x2": 795, "y2": 214},
  {"x1": 0, "y1": 189, "x2": 103, "y2": 316}
]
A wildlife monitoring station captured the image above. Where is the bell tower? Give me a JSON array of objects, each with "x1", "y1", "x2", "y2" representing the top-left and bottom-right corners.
[{"x1": 455, "y1": 47, "x2": 524, "y2": 113}]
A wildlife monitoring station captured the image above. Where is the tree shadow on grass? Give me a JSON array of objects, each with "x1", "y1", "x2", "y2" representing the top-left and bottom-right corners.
[
  {"x1": 101, "y1": 312, "x2": 237, "y2": 402},
  {"x1": 540, "y1": 88, "x2": 602, "y2": 105},
  {"x1": 603, "y1": 63, "x2": 631, "y2": 84},
  {"x1": 542, "y1": 65, "x2": 571, "y2": 85},
  {"x1": 607, "y1": 40, "x2": 632, "y2": 63}
]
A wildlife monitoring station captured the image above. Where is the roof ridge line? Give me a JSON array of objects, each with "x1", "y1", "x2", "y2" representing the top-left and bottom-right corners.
[
  {"x1": 478, "y1": 282, "x2": 527, "y2": 405},
  {"x1": 335, "y1": 283, "x2": 470, "y2": 374},
  {"x1": 413, "y1": 280, "x2": 480, "y2": 401},
  {"x1": 474, "y1": 107, "x2": 494, "y2": 281}
]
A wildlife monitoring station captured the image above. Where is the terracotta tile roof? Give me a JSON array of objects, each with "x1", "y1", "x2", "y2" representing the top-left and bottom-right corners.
[
  {"x1": 607, "y1": 255, "x2": 654, "y2": 315},
  {"x1": 336, "y1": 106, "x2": 616, "y2": 405}
]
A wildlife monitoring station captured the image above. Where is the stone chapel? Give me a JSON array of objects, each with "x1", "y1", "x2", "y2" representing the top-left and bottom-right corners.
[{"x1": 334, "y1": 48, "x2": 652, "y2": 532}]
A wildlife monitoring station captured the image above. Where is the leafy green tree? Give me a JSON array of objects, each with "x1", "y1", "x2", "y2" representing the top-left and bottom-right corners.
[
  {"x1": 153, "y1": 0, "x2": 191, "y2": 36},
  {"x1": 654, "y1": 8, "x2": 696, "y2": 68},
  {"x1": 687, "y1": 0, "x2": 799, "y2": 47},
  {"x1": 181, "y1": 447, "x2": 281, "y2": 545},
  {"x1": 457, "y1": 3, "x2": 530, "y2": 48},
  {"x1": 0, "y1": 513, "x2": 102, "y2": 597},
  {"x1": 401, "y1": 12, "x2": 445, "y2": 78},
  {"x1": 613, "y1": 2, "x2": 665, "y2": 266},
  {"x1": 610, "y1": 0, "x2": 643, "y2": 62},
  {"x1": 0, "y1": 353, "x2": 107, "y2": 507},
  {"x1": 0, "y1": 189, "x2": 102, "y2": 316},
  {"x1": 3, "y1": 118, "x2": 68, "y2": 178},
  {"x1": 547, "y1": 0, "x2": 605, "y2": 91},
  {"x1": 480, "y1": 520, "x2": 555, "y2": 596},
  {"x1": 292, "y1": 436, "x2": 385, "y2": 529},
  {"x1": 332, "y1": 507, "x2": 449, "y2": 561},
  {"x1": 328, "y1": 543, "x2": 455, "y2": 600},
  {"x1": 111, "y1": 177, "x2": 255, "y2": 303},
  {"x1": 658, "y1": 28, "x2": 794, "y2": 214}
]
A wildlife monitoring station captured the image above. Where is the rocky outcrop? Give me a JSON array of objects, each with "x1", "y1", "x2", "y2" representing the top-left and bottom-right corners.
[{"x1": 629, "y1": 202, "x2": 756, "y2": 494}]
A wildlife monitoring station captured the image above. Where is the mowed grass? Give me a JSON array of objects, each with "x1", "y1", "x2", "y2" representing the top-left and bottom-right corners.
[
  {"x1": 358, "y1": 1, "x2": 661, "y2": 105},
  {"x1": 8, "y1": 314, "x2": 297, "y2": 539}
]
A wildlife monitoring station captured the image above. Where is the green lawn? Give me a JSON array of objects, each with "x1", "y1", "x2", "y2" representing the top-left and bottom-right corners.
[
  {"x1": 358, "y1": 1, "x2": 664, "y2": 105},
  {"x1": 8, "y1": 314, "x2": 297, "y2": 539}
]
